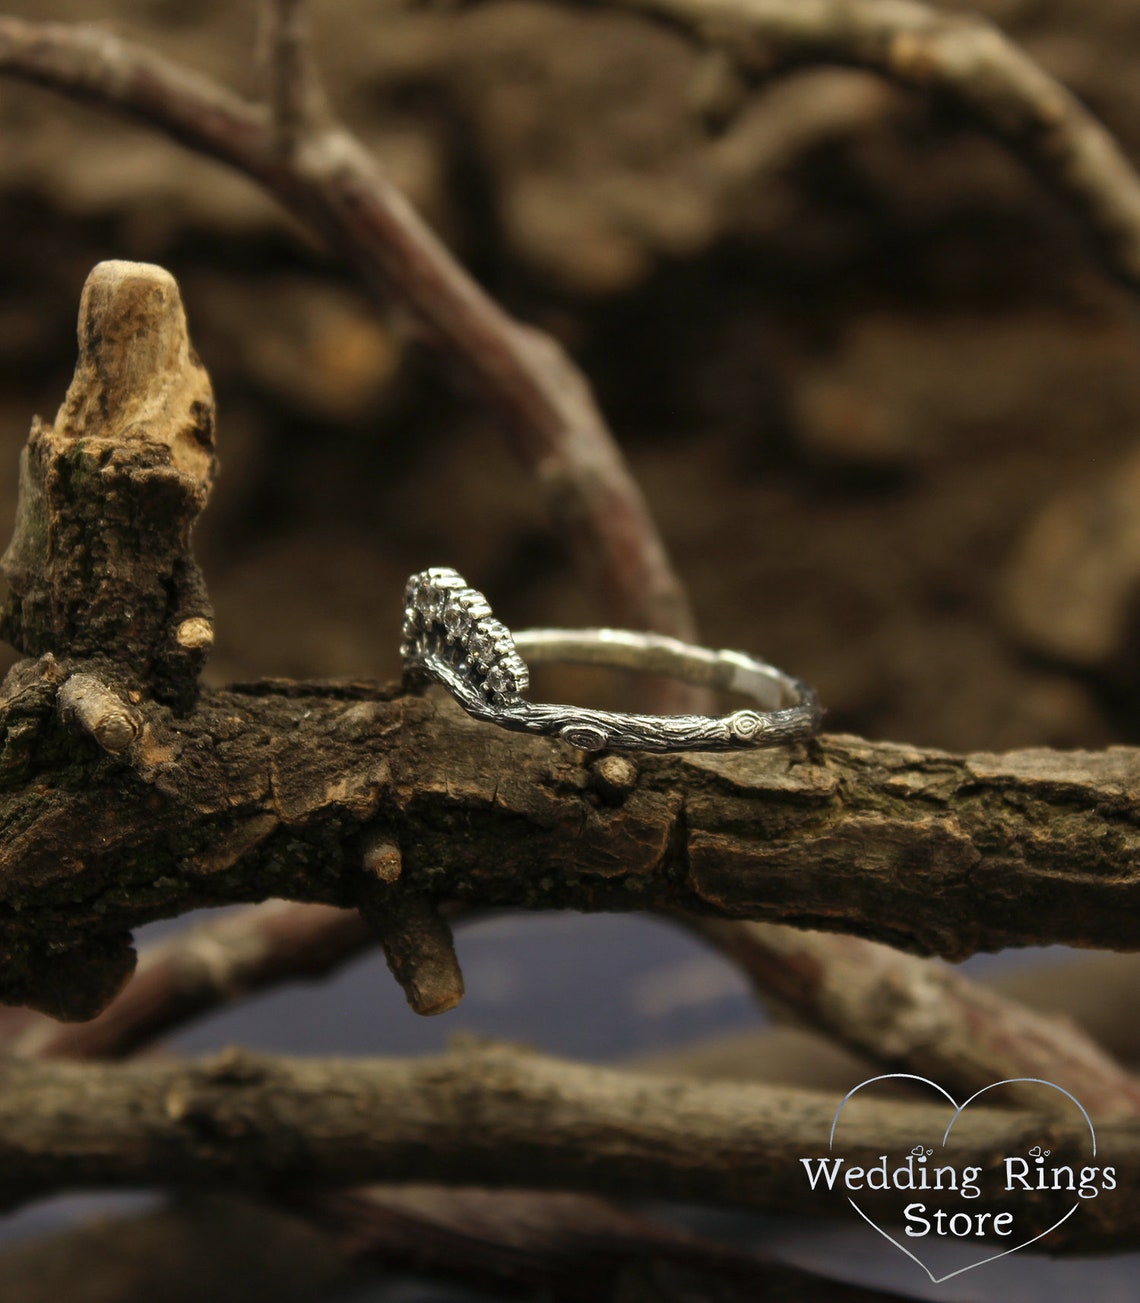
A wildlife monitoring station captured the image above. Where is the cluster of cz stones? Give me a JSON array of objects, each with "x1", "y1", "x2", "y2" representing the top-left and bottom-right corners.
[{"x1": 403, "y1": 567, "x2": 530, "y2": 704}]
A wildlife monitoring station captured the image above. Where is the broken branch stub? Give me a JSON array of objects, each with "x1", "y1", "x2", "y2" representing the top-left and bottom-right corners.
[{"x1": 1, "y1": 261, "x2": 217, "y2": 711}]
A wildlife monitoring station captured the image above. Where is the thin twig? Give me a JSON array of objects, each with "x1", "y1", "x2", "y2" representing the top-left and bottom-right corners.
[
  {"x1": 299, "y1": 1185, "x2": 902, "y2": 1302},
  {"x1": 9, "y1": 902, "x2": 372, "y2": 1061},
  {"x1": 545, "y1": 0, "x2": 1140, "y2": 296},
  {"x1": 259, "y1": 0, "x2": 329, "y2": 151}
]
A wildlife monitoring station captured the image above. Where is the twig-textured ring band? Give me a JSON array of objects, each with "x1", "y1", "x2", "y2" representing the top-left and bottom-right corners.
[{"x1": 401, "y1": 568, "x2": 822, "y2": 753}]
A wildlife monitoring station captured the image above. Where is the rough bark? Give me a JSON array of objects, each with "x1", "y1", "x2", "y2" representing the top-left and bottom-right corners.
[
  {"x1": 0, "y1": 1043, "x2": 1132, "y2": 1252},
  {"x1": 8, "y1": 665, "x2": 1140, "y2": 1021},
  {"x1": 1, "y1": 260, "x2": 216, "y2": 712},
  {"x1": 0, "y1": 57, "x2": 1137, "y2": 1094}
]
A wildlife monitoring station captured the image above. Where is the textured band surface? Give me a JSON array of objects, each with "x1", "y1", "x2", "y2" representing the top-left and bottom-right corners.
[{"x1": 401, "y1": 568, "x2": 821, "y2": 752}]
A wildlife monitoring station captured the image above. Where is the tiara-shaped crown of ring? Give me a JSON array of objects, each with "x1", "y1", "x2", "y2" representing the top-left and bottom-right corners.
[{"x1": 402, "y1": 567, "x2": 530, "y2": 706}]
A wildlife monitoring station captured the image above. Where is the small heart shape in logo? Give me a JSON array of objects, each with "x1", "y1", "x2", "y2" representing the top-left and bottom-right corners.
[{"x1": 828, "y1": 1074, "x2": 1097, "y2": 1284}]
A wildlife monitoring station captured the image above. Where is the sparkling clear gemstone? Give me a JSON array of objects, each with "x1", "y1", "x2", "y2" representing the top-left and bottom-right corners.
[
  {"x1": 414, "y1": 577, "x2": 436, "y2": 614},
  {"x1": 485, "y1": 661, "x2": 521, "y2": 699},
  {"x1": 414, "y1": 570, "x2": 466, "y2": 626},
  {"x1": 468, "y1": 619, "x2": 506, "y2": 669},
  {"x1": 423, "y1": 586, "x2": 448, "y2": 623},
  {"x1": 442, "y1": 599, "x2": 469, "y2": 640},
  {"x1": 443, "y1": 589, "x2": 489, "y2": 641}
]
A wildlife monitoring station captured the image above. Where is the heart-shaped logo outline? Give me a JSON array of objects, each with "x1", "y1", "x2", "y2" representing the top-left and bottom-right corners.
[{"x1": 829, "y1": 1074, "x2": 1097, "y2": 1284}]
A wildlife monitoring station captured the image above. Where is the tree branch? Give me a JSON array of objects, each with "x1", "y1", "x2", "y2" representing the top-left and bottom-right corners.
[
  {"x1": 0, "y1": 1042, "x2": 1133, "y2": 1252},
  {"x1": 6, "y1": 671, "x2": 1140, "y2": 1013},
  {"x1": 9, "y1": 890, "x2": 1140, "y2": 1146},
  {"x1": 546, "y1": 0, "x2": 1140, "y2": 298},
  {"x1": 685, "y1": 917, "x2": 1140, "y2": 1119},
  {"x1": 0, "y1": 1186, "x2": 905, "y2": 1303},
  {"x1": 7, "y1": 902, "x2": 372, "y2": 1061},
  {"x1": 0, "y1": 260, "x2": 216, "y2": 712},
  {"x1": 258, "y1": 0, "x2": 330, "y2": 151},
  {"x1": 297, "y1": 1185, "x2": 904, "y2": 1301}
]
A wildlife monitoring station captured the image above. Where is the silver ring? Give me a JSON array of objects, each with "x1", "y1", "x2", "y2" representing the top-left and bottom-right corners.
[{"x1": 400, "y1": 567, "x2": 822, "y2": 753}]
